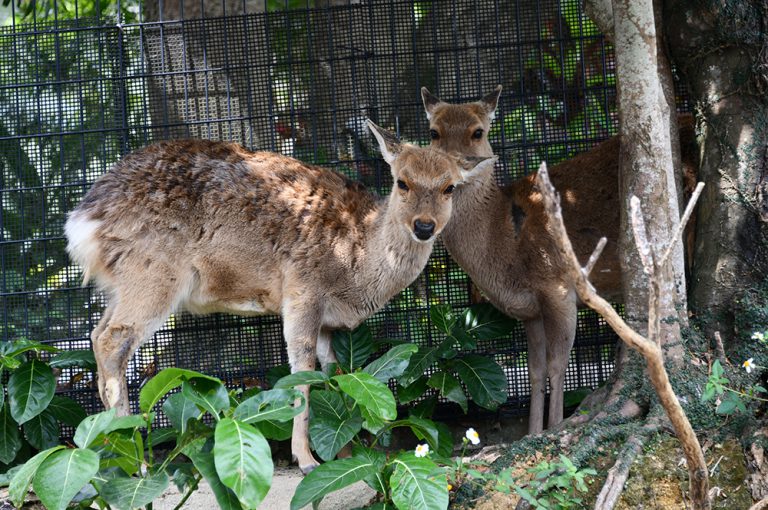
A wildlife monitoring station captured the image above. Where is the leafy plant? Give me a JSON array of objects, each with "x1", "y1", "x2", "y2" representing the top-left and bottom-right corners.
[
  {"x1": 496, "y1": 455, "x2": 597, "y2": 510},
  {"x1": 397, "y1": 303, "x2": 513, "y2": 414},
  {"x1": 0, "y1": 340, "x2": 92, "y2": 468},
  {"x1": 7, "y1": 367, "x2": 303, "y2": 509}
]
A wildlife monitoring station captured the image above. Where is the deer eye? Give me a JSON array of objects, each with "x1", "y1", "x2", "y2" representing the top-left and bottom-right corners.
[
  {"x1": 430, "y1": 129, "x2": 440, "y2": 140},
  {"x1": 397, "y1": 180, "x2": 409, "y2": 191},
  {"x1": 472, "y1": 128, "x2": 484, "y2": 140},
  {"x1": 443, "y1": 184, "x2": 455, "y2": 195}
]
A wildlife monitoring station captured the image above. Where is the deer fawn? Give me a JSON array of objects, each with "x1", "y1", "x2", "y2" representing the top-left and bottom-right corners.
[
  {"x1": 65, "y1": 121, "x2": 495, "y2": 473},
  {"x1": 422, "y1": 86, "x2": 696, "y2": 434}
]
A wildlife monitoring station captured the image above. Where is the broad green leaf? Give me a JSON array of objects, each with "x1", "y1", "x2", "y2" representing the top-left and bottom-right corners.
[
  {"x1": 396, "y1": 377, "x2": 429, "y2": 404},
  {"x1": 361, "y1": 405, "x2": 387, "y2": 434},
  {"x1": 273, "y1": 370, "x2": 329, "y2": 389},
  {"x1": 214, "y1": 418, "x2": 272, "y2": 508},
  {"x1": 332, "y1": 325, "x2": 374, "y2": 372},
  {"x1": 234, "y1": 388, "x2": 304, "y2": 423},
  {"x1": 430, "y1": 304, "x2": 456, "y2": 336},
  {"x1": 0, "y1": 403, "x2": 22, "y2": 464},
  {"x1": 410, "y1": 395, "x2": 438, "y2": 419},
  {"x1": 3, "y1": 340, "x2": 58, "y2": 358},
  {"x1": 139, "y1": 368, "x2": 220, "y2": 413},
  {"x1": 73, "y1": 408, "x2": 116, "y2": 448},
  {"x1": 187, "y1": 447, "x2": 243, "y2": 510},
  {"x1": 390, "y1": 454, "x2": 448, "y2": 510},
  {"x1": 363, "y1": 344, "x2": 419, "y2": 383},
  {"x1": 291, "y1": 457, "x2": 378, "y2": 510},
  {"x1": 8, "y1": 359, "x2": 55, "y2": 424},
  {"x1": 333, "y1": 373, "x2": 396, "y2": 421},
  {"x1": 309, "y1": 389, "x2": 347, "y2": 421},
  {"x1": 100, "y1": 472, "x2": 170, "y2": 510},
  {"x1": 434, "y1": 421, "x2": 454, "y2": 457},
  {"x1": 23, "y1": 409, "x2": 59, "y2": 449},
  {"x1": 266, "y1": 364, "x2": 291, "y2": 387},
  {"x1": 351, "y1": 445, "x2": 387, "y2": 494},
  {"x1": 48, "y1": 350, "x2": 97, "y2": 370},
  {"x1": 47, "y1": 396, "x2": 87, "y2": 427},
  {"x1": 427, "y1": 371, "x2": 468, "y2": 413},
  {"x1": 101, "y1": 431, "x2": 143, "y2": 475},
  {"x1": 182, "y1": 378, "x2": 229, "y2": 418},
  {"x1": 8, "y1": 446, "x2": 64, "y2": 507},
  {"x1": 309, "y1": 409, "x2": 362, "y2": 462},
  {"x1": 256, "y1": 419, "x2": 293, "y2": 441},
  {"x1": 400, "y1": 415, "x2": 440, "y2": 453},
  {"x1": 33, "y1": 448, "x2": 99, "y2": 510},
  {"x1": 399, "y1": 338, "x2": 454, "y2": 386},
  {"x1": 461, "y1": 304, "x2": 517, "y2": 340},
  {"x1": 453, "y1": 355, "x2": 508, "y2": 409},
  {"x1": 104, "y1": 414, "x2": 147, "y2": 433},
  {"x1": 150, "y1": 427, "x2": 178, "y2": 446},
  {"x1": 163, "y1": 392, "x2": 202, "y2": 433}
]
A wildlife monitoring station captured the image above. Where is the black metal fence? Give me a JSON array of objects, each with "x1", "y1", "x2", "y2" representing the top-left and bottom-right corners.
[{"x1": 0, "y1": 0, "x2": 623, "y2": 419}]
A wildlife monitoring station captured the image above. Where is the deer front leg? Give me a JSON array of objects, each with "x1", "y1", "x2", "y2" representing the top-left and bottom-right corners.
[
  {"x1": 543, "y1": 296, "x2": 578, "y2": 428},
  {"x1": 283, "y1": 301, "x2": 323, "y2": 474},
  {"x1": 524, "y1": 318, "x2": 548, "y2": 434}
]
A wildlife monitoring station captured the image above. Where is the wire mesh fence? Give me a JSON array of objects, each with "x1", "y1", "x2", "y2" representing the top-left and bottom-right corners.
[{"x1": 0, "y1": 0, "x2": 642, "y2": 421}]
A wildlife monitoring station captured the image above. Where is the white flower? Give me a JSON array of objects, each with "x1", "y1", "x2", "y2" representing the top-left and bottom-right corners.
[
  {"x1": 415, "y1": 444, "x2": 430, "y2": 458},
  {"x1": 743, "y1": 358, "x2": 755, "y2": 374},
  {"x1": 465, "y1": 427, "x2": 480, "y2": 445},
  {"x1": 752, "y1": 332, "x2": 765, "y2": 342}
]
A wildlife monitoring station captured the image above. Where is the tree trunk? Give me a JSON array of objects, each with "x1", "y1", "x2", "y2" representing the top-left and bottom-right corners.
[
  {"x1": 665, "y1": 0, "x2": 768, "y2": 337},
  {"x1": 612, "y1": 0, "x2": 685, "y2": 353}
]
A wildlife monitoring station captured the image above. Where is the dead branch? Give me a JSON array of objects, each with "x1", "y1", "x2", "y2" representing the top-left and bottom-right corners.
[
  {"x1": 713, "y1": 331, "x2": 728, "y2": 365},
  {"x1": 535, "y1": 162, "x2": 711, "y2": 510}
]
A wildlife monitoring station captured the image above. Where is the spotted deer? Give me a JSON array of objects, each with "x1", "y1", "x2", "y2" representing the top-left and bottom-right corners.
[
  {"x1": 422, "y1": 86, "x2": 697, "y2": 433},
  {"x1": 65, "y1": 121, "x2": 496, "y2": 473}
]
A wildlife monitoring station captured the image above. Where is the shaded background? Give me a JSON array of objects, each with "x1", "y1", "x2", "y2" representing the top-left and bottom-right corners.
[{"x1": 0, "y1": 0, "x2": 640, "y2": 422}]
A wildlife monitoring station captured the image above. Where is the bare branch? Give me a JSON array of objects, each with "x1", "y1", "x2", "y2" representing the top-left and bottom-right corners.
[
  {"x1": 630, "y1": 196, "x2": 655, "y2": 276},
  {"x1": 659, "y1": 182, "x2": 705, "y2": 268},
  {"x1": 583, "y1": 237, "x2": 608, "y2": 277},
  {"x1": 713, "y1": 331, "x2": 728, "y2": 365},
  {"x1": 749, "y1": 497, "x2": 768, "y2": 510}
]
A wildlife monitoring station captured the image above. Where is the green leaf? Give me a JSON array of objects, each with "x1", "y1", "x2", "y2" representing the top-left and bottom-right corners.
[
  {"x1": 430, "y1": 304, "x2": 457, "y2": 336},
  {"x1": 234, "y1": 388, "x2": 304, "y2": 423},
  {"x1": 214, "y1": 418, "x2": 273, "y2": 508},
  {"x1": 273, "y1": 371, "x2": 329, "y2": 389},
  {"x1": 163, "y1": 392, "x2": 202, "y2": 433},
  {"x1": 361, "y1": 406, "x2": 387, "y2": 434},
  {"x1": 48, "y1": 350, "x2": 97, "y2": 370},
  {"x1": 309, "y1": 390, "x2": 347, "y2": 421},
  {"x1": 3, "y1": 340, "x2": 58, "y2": 358},
  {"x1": 33, "y1": 448, "x2": 99, "y2": 510},
  {"x1": 0, "y1": 403, "x2": 22, "y2": 464},
  {"x1": 139, "y1": 368, "x2": 220, "y2": 413},
  {"x1": 434, "y1": 421, "x2": 454, "y2": 457},
  {"x1": 73, "y1": 408, "x2": 116, "y2": 448},
  {"x1": 187, "y1": 447, "x2": 243, "y2": 510},
  {"x1": 182, "y1": 378, "x2": 230, "y2": 418},
  {"x1": 309, "y1": 401, "x2": 362, "y2": 462},
  {"x1": 461, "y1": 304, "x2": 517, "y2": 340},
  {"x1": 23, "y1": 409, "x2": 59, "y2": 450},
  {"x1": 363, "y1": 344, "x2": 419, "y2": 383},
  {"x1": 47, "y1": 396, "x2": 87, "y2": 427},
  {"x1": 400, "y1": 416, "x2": 440, "y2": 453},
  {"x1": 711, "y1": 359, "x2": 724, "y2": 379},
  {"x1": 352, "y1": 445, "x2": 388, "y2": 494},
  {"x1": 100, "y1": 472, "x2": 170, "y2": 510},
  {"x1": 8, "y1": 446, "x2": 65, "y2": 507},
  {"x1": 291, "y1": 457, "x2": 378, "y2": 510},
  {"x1": 399, "y1": 338, "x2": 454, "y2": 386},
  {"x1": 333, "y1": 373, "x2": 397, "y2": 421},
  {"x1": 390, "y1": 453, "x2": 448, "y2": 510},
  {"x1": 453, "y1": 355, "x2": 508, "y2": 409},
  {"x1": 333, "y1": 325, "x2": 374, "y2": 372},
  {"x1": 396, "y1": 377, "x2": 429, "y2": 404},
  {"x1": 102, "y1": 431, "x2": 144, "y2": 475},
  {"x1": 427, "y1": 371, "x2": 467, "y2": 413},
  {"x1": 8, "y1": 359, "x2": 56, "y2": 424},
  {"x1": 256, "y1": 419, "x2": 293, "y2": 441}
]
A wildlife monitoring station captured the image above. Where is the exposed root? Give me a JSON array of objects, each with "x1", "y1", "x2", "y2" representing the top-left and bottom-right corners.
[
  {"x1": 594, "y1": 416, "x2": 664, "y2": 510},
  {"x1": 750, "y1": 497, "x2": 768, "y2": 510}
]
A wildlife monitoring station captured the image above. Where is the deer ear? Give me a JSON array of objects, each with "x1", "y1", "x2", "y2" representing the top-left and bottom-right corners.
[
  {"x1": 479, "y1": 85, "x2": 502, "y2": 121},
  {"x1": 367, "y1": 120, "x2": 402, "y2": 165},
  {"x1": 421, "y1": 87, "x2": 443, "y2": 120},
  {"x1": 457, "y1": 155, "x2": 498, "y2": 183}
]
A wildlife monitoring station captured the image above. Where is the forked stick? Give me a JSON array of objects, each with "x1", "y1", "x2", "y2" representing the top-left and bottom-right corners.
[{"x1": 534, "y1": 162, "x2": 710, "y2": 510}]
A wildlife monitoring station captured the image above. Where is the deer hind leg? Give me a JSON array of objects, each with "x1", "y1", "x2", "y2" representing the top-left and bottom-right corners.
[
  {"x1": 524, "y1": 318, "x2": 548, "y2": 434},
  {"x1": 282, "y1": 300, "x2": 322, "y2": 474},
  {"x1": 316, "y1": 327, "x2": 338, "y2": 371},
  {"x1": 93, "y1": 283, "x2": 177, "y2": 416},
  {"x1": 543, "y1": 296, "x2": 578, "y2": 429}
]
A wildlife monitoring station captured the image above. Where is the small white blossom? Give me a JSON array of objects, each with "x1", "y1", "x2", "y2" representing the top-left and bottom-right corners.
[
  {"x1": 415, "y1": 443, "x2": 430, "y2": 458},
  {"x1": 752, "y1": 332, "x2": 765, "y2": 342},
  {"x1": 465, "y1": 428, "x2": 480, "y2": 445},
  {"x1": 743, "y1": 358, "x2": 755, "y2": 374}
]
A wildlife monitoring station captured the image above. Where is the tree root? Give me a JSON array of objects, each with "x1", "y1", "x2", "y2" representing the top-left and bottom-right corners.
[{"x1": 750, "y1": 497, "x2": 768, "y2": 510}]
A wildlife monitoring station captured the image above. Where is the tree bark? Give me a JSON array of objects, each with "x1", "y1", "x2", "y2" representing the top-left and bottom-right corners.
[{"x1": 664, "y1": 0, "x2": 768, "y2": 336}]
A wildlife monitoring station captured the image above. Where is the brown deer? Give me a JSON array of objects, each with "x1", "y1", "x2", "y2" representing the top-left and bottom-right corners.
[
  {"x1": 64, "y1": 121, "x2": 496, "y2": 473},
  {"x1": 422, "y1": 86, "x2": 696, "y2": 434}
]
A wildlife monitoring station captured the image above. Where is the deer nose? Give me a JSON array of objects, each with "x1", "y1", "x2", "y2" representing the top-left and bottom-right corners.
[{"x1": 413, "y1": 219, "x2": 436, "y2": 240}]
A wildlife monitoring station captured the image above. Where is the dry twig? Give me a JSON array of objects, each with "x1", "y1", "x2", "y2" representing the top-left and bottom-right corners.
[{"x1": 534, "y1": 162, "x2": 710, "y2": 510}]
